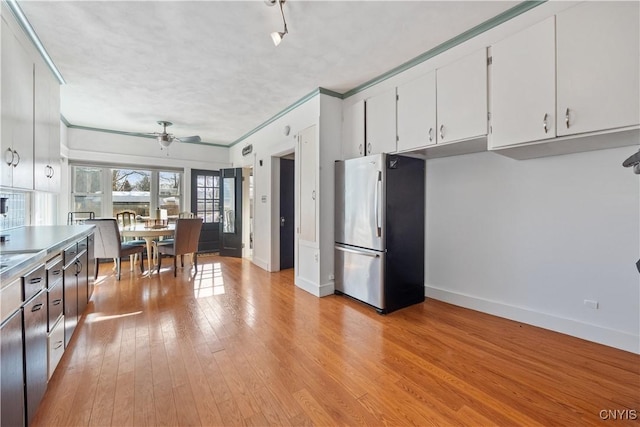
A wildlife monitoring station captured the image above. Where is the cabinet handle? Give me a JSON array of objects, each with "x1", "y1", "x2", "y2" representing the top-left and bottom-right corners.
[
  {"x1": 359, "y1": 144, "x2": 363, "y2": 155},
  {"x1": 52, "y1": 298, "x2": 62, "y2": 306},
  {"x1": 52, "y1": 269, "x2": 62, "y2": 277},
  {"x1": 49, "y1": 165, "x2": 54, "y2": 178},
  {"x1": 428, "y1": 127, "x2": 434, "y2": 142},
  {"x1": 311, "y1": 190, "x2": 316, "y2": 201},
  {"x1": 367, "y1": 143, "x2": 372, "y2": 154},
  {"x1": 439, "y1": 124, "x2": 444, "y2": 140},
  {"x1": 543, "y1": 113, "x2": 548, "y2": 134},
  {"x1": 54, "y1": 341, "x2": 63, "y2": 350},
  {"x1": 76, "y1": 260, "x2": 82, "y2": 275},
  {"x1": 565, "y1": 108, "x2": 570, "y2": 129},
  {"x1": 29, "y1": 277, "x2": 43, "y2": 284},
  {"x1": 4, "y1": 148, "x2": 14, "y2": 166},
  {"x1": 31, "y1": 303, "x2": 44, "y2": 312},
  {"x1": 12, "y1": 150, "x2": 19, "y2": 167}
]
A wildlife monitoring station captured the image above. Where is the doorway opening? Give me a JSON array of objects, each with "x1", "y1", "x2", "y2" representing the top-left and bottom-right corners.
[{"x1": 279, "y1": 154, "x2": 295, "y2": 270}]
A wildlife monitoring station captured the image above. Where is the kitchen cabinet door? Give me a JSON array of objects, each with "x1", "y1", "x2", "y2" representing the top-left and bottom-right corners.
[
  {"x1": 23, "y1": 290, "x2": 48, "y2": 426},
  {"x1": 436, "y1": 48, "x2": 488, "y2": 144},
  {"x1": 298, "y1": 125, "x2": 316, "y2": 243},
  {"x1": 556, "y1": 1, "x2": 640, "y2": 136},
  {"x1": 365, "y1": 88, "x2": 397, "y2": 155},
  {"x1": 397, "y1": 71, "x2": 437, "y2": 152},
  {"x1": 0, "y1": 309, "x2": 24, "y2": 427},
  {"x1": 490, "y1": 17, "x2": 556, "y2": 148},
  {"x1": 1, "y1": 15, "x2": 34, "y2": 190},
  {"x1": 342, "y1": 100, "x2": 365, "y2": 159},
  {"x1": 34, "y1": 60, "x2": 61, "y2": 192}
]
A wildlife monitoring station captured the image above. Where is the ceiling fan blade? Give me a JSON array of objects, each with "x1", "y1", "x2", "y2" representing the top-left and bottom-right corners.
[{"x1": 176, "y1": 135, "x2": 201, "y2": 143}]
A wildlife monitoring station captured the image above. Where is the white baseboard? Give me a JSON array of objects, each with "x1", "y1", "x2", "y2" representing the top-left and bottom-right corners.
[
  {"x1": 425, "y1": 285, "x2": 640, "y2": 354},
  {"x1": 319, "y1": 281, "x2": 335, "y2": 297},
  {"x1": 251, "y1": 257, "x2": 269, "y2": 271},
  {"x1": 295, "y1": 276, "x2": 321, "y2": 297}
]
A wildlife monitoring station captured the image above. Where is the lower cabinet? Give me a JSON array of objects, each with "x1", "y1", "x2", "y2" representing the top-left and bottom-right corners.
[
  {"x1": 23, "y1": 289, "x2": 48, "y2": 426},
  {"x1": 63, "y1": 237, "x2": 90, "y2": 348},
  {"x1": 47, "y1": 316, "x2": 65, "y2": 380},
  {"x1": 0, "y1": 308, "x2": 25, "y2": 427}
]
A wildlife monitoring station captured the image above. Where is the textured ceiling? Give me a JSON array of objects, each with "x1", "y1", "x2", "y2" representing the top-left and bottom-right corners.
[{"x1": 18, "y1": 0, "x2": 518, "y2": 146}]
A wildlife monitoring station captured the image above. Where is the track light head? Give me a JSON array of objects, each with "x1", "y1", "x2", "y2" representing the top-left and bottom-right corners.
[
  {"x1": 271, "y1": 30, "x2": 286, "y2": 46},
  {"x1": 268, "y1": 0, "x2": 288, "y2": 46}
]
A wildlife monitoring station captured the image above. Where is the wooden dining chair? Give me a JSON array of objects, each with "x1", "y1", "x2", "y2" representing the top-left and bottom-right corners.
[
  {"x1": 115, "y1": 211, "x2": 137, "y2": 227},
  {"x1": 85, "y1": 219, "x2": 146, "y2": 280},
  {"x1": 178, "y1": 212, "x2": 195, "y2": 218},
  {"x1": 154, "y1": 218, "x2": 203, "y2": 277}
]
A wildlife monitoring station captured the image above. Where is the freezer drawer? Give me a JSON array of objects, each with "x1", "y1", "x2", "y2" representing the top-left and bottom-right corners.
[{"x1": 335, "y1": 244, "x2": 385, "y2": 311}]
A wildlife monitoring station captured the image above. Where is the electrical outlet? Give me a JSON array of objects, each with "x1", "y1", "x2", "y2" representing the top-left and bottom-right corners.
[{"x1": 584, "y1": 299, "x2": 599, "y2": 309}]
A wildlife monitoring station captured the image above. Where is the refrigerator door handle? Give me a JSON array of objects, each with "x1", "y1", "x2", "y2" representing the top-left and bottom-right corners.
[
  {"x1": 375, "y1": 171, "x2": 382, "y2": 237},
  {"x1": 335, "y1": 244, "x2": 381, "y2": 258}
]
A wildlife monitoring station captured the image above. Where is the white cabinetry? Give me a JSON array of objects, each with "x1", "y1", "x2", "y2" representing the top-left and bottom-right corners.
[
  {"x1": 490, "y1": 2, "x2": 639, "y2": 160},
  {"x1": 1, "y1": 3, "x2": 61, "y2": 192},
  {"x1": 342, "y1": 100, "x2": 365, "y2": 159},
  {"x1": 490, "y1": 17, "x2": 556, "y2": 148},
  {"x1": 365, "y1": 88, "x2": 397, "y2": 156},
  {"x1": 298, "y1": 125, "x2": 316, "y2": 243},
  {"x1": 397, "y1": 71, "x2": 437, "y2": 152},
  {"x1": 34, "y1": 60, "x2": 61, "y2": 192},
  {"x1": 436, "y1": 48, "x2": 487, "y2": 144},
  {"x1": 1, "y1": 13, "x2": 34, "y2": 190},
  {"x1": 556, "y1": 1, "x2": 639, "y2": 136}
]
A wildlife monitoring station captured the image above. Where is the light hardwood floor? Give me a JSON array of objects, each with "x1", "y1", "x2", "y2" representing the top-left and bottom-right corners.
[{"x1": 33, "y1": 254, "x2": 639, "y2": 426}]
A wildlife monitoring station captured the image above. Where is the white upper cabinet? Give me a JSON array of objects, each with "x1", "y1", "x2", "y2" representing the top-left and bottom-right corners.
[
  {"x1": 1, "y1": 14, "x2": 34, "y2": 190},
  {"x1": 490, "y1": 17, "x2": 556, "y2": 148},
  {"x1": 436, "y1": 48, "x2": 488, "y2": 144},
  {"x1": 34, "y1": 60, "x2": 61, "y2": 192},
  {"x1": 556, "y1": 1, "x2": 639, "y2": 136},
  {"x1": 342, "y1": 100, "x2": 365, "y2": 159},
  {"x1": 365, "y1": 88, "x2": 397, "y2": 156},
  {"x1": 397, "y1": 71, "x2": 437, "y2": 152}
]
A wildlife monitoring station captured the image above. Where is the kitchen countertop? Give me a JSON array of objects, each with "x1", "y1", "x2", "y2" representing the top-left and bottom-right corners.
[{"x1": 0, "y1": 225, "x2": 94, "y2": 285}]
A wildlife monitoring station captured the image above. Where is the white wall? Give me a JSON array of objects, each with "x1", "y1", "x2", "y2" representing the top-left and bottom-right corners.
[
  {"x1": 425, "y1": 144, "x2": 640, "y2": 353},
  {"x1": 229, "y1": 96, "x2": 319, "y2": 273},
  {"x1": 318, "y1": 94, "x2": 343, "y2": 295}
]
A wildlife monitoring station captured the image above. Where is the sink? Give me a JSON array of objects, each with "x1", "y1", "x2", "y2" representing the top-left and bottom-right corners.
[{"x1": 0, "y1": 252, "x2": 41, "y2": 275}]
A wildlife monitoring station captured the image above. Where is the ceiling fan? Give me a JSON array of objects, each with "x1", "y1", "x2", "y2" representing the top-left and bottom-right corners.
[{"x1": 150, "y1": 121, "x2": 201, "y2": 149}]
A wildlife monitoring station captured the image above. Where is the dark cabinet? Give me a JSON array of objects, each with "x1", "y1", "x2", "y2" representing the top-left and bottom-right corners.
[
  {"x1": 63, "y1": 252, "x2": 78, "y2": 348},
  {"x1": 0, "y1": 308, "x2": 25, "y2": 427},
  {"x1": 23, "y1": 290, "x2": 47, "y2": 426},
  {"x1": 63, "y1": 237, "x2": 89, "y2": 348}
]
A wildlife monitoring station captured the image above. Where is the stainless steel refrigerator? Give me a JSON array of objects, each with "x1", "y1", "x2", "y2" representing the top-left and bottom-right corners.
[{"x1": 335, "y1": 153, "x2": 425, "y2": 313}]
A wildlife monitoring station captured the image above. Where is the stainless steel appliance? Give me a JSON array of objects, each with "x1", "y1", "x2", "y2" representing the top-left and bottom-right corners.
[{"x1": 335, "y1": 153, "x2": 425, "y2": 313}]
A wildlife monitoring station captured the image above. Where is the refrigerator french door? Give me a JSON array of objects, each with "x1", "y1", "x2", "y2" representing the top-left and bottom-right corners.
[{"x1": 335, "y1": 153, "x2": 425, "y2": 313}]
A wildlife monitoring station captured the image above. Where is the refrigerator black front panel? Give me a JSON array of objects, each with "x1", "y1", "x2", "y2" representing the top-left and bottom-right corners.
[{"x1": 384, "y1": 155, "x2": 425, "y2": 313}]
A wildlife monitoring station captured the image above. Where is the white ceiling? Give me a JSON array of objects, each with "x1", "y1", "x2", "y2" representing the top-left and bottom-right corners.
[{"x1": 18, "y1": 0, "x2": 519, "y2": 147}]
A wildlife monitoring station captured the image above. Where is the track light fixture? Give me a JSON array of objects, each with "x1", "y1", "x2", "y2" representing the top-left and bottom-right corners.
[{"x1": 266, "y1": 0, "x2": 288, "y2": 46}]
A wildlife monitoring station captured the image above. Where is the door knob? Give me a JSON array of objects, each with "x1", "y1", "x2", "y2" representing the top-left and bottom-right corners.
[{"x1": 281, "y1": 216, "x2": 285, "y2": 227}]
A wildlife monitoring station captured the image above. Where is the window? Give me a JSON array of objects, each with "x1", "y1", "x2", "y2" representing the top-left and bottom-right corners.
[
  {"x1": 112, "y1": 168, "x2": 151, "y2": 218},
  {"x1": 70, "y1": 165, "x2": 183, "y2": 220},
  {"x1": 72, "y1": 166, "x2": 103, "y2": 216},
  {"x1": 195, "y1": 174, "x2": 219, "y2": 223},
  {"x1": 159, "y1": 171, "x2": 181, "y2": 217}
]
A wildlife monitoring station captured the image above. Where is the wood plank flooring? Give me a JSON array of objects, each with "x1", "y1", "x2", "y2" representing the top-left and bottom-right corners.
[{"x1": 33, "y1": 254, "x2": 639, "y2": 426}]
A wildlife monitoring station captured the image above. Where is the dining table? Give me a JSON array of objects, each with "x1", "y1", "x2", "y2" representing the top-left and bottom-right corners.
[{"x1": 120, "y1": 223, "x2": 175, "y2": 275}]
